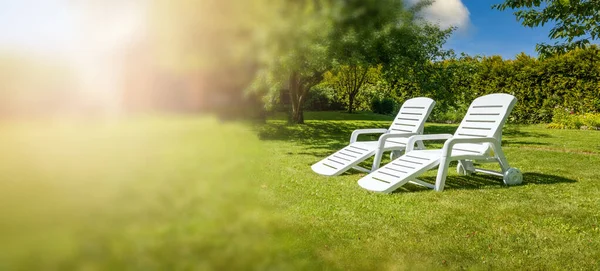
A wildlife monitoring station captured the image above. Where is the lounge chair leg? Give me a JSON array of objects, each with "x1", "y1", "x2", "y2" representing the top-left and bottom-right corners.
[
  {"x1": 371, "y1": 149, "x2": 384, "y2": 171},
  {"x1": 390, "y1": 150, "x2": 403, "y2": 160},
  {"x1": 457, "y1": 160, "x2": 475, "y2": 175},
  {"x1": 434, "y1": 157, "x2": 450, "y2": 192},
  {"x1": 491, "y1": 142, "x2": 510, "y2": 173}
]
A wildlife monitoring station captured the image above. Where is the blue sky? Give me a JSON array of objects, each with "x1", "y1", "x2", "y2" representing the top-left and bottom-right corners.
[{"x1": 443, "y1": 1, "x2": 556, "y2": 59}]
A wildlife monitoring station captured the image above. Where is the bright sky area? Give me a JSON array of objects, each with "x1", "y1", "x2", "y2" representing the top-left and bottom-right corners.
[
  {"x1": 0, "y1": 0, "x2": 556, "y2": 59},
  {"x1": 0, "y1": 0, "x2": 564, "y2": 112},
  {"x1": 0, "y1": 0, "x2": 145, "y2": 108}
]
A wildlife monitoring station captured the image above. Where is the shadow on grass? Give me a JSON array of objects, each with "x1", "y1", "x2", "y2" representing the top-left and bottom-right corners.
[
  {"x1": 257, "y1": 120, "x2": 388, "y2": 156},
  {"x1": 389, "y1": 172, "x2": 577, "y2": 193},
  {"x1": 258, "y1": 122, "x2": 554, "y2": 145},
  {"x1": 258, "y1": 121, "x2": 555, "y2": 158},
  {"x1": 521, "y1": 172, "x2": 577, "y2": 185},
  {"x1": 502, "y1": 141, "x2": 551, "y2": 146},
  {"x1": 502, "y1": 125, "x2": 553, "y2": 138},
  {"x1": 425, "y1": 125, "x2": 553, "y2": 147},
  {"x1": 257, "y1": 120, "x2": 371, "y2": 142}
]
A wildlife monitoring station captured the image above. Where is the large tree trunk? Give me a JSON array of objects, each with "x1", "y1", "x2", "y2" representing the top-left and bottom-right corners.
[
  {"x1": 291, "y1": 104, "x2": 304, "y2": 124},
  {"x1": 288, "y1": 71, "x2": 305, "y2": 124},
  {"x1": 287, "y1": 70, "x2": 323, "y2": 124}
]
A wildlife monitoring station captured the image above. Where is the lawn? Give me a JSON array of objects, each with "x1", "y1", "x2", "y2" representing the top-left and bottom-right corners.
[{"x1": 1, "y1": 112, "x2": 599, "y2": 270}]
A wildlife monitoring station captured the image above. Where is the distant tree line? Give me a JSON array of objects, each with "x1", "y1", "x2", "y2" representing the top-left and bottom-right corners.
[
  {"x1": 144, "y1": 0, "x2": 599, "y2": 124},
  {"x1": 299, "y1": 46, "x2": 600, "y2": 124}
]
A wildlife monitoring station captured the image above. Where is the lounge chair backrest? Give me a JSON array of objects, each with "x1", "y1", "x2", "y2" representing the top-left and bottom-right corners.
[
  {"x1": 452, "y1": 93, "x2": 517, "y2": 154},
  {"x1": 388, "y1": 97, "x2": 436, "y2": 135}
]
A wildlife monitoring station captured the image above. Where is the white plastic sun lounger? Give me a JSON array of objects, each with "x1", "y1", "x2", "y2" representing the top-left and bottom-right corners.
[
  {"x1": 358, "y1": 93, "x2": 523, "y2": 193},
  {"x1": 311, "y1": 97, "x2": 435, "y2": 176}
]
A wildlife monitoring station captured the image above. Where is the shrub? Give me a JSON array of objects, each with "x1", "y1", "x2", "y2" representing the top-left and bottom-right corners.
[
  {"x1": 548, "y1": 108, "x2": 600, "y2": 130},
  {"x1": 371, "y1": 97, "x2": 396, "y2": 115},
  {"x1": 304, "y1": 86, "x2": 344, "y2": 111},
  {"x1": 380, "y1": 98, "x2": 395, "y2": 115},
  {"x1": 370, "y1": 98, "x2": 381, "y2": 114},
  {"x1": 581, "y1": 113, "x2": 600, "y2": 129}
]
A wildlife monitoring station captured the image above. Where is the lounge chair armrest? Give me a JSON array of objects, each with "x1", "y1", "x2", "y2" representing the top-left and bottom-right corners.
[
  {"x1": 350, "y1": 128, "x2": 389, "y2": 143},
  {"x1": 376, "y1": 132, "x2": 416, "y2": 150},
  {"x1": 441, "y1": 137, "x2": 501, "y2": 158},
  {"x1": 406, "y1": 134, "x2": 453, "y2": 152}
]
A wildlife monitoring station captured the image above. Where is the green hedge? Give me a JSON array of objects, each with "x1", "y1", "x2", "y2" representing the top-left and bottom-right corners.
[{"x1": 401, "y1": 46, "x2": 600, "y2": 124}]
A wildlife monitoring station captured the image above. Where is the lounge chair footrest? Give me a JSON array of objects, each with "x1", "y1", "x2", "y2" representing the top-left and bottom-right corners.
[{"x1": 358, "y1": 150, "x2": 440, "y2": 193}]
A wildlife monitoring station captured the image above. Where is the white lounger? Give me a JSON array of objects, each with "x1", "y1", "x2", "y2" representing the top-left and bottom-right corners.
[
  {"x1": 358, "y1": 93, "x2": 523, "y2": 193},
  {"x1": 311, "y1": 97, "x2": 436, "y2": 176}
]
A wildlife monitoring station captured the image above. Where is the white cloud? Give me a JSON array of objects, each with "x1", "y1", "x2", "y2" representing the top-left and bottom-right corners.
[{"x1": 408, "y1": 0, "x2": 471, "y2": 31}]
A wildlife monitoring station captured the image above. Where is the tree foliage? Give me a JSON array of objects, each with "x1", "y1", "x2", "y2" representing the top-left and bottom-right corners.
[
  {"x1": 493, "y1": 0, "x2": 600, "y2": 57},
  {"x1": 148, "y1": 0, "x2": 453, "y2": 123},
  {"x1": 250, "y1": 0, "x2": 452, "y2": 123},
  {"x1": 248, "y1": 0, "x2": 334, "y2": 124}
]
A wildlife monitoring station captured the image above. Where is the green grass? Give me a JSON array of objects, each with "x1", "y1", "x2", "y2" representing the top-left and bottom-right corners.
[{"x1": 1, "y1": 111, "x2": 599, "y2": 270}]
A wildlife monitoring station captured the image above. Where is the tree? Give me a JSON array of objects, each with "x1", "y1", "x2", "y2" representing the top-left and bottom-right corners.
[
  {"x1": 253, "y1": 0, "x2": 453, "y2": 123},
  {"x1": 380, "y1": 22, "x2": 454, "y2": 118},
  {"x1": 149, "y1": 0, "x2": 453, "y2": 124},
  {"x1": 493, "y1": 0, "x2": 600, "y2": 57},
  {"x1": 328, "y1": 0, "x2": 453, "y2": 112},
  {"x1": 323, "y1": 65, "x2": 381, "y2": 113},
  {"x1": 146, "y1": 0, "x2": 272, "y2": 118},
  {"x1": 248, "y1": 0, "x2": 334, "y2": 124}
]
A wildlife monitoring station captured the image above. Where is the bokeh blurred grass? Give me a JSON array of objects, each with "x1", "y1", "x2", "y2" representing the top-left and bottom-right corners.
[
  {"x1": 1, "y1": 112, "x2": 599, "y2": 270},
  {"x1": 0, "y1": 116, "x2": 274, "y2": 270}
]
